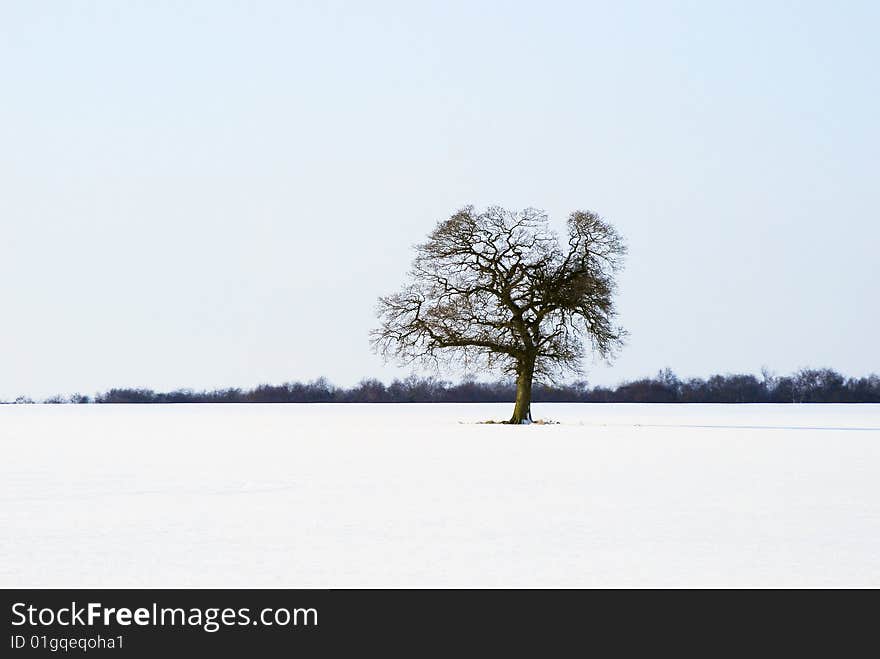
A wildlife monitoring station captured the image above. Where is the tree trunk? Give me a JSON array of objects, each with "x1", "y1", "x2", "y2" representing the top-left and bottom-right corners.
[{"x1": 509, "y1": 360, "x2": 534, "y2": 424}]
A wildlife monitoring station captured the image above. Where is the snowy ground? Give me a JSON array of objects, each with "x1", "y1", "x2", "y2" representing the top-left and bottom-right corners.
[{"x1": 1, "y1": 403, "x2": 879, "y2": 588}]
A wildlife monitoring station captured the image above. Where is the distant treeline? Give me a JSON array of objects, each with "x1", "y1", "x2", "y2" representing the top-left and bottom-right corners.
[{"x1": 6, "y1": 368, "x2": 880, "y2": 404}]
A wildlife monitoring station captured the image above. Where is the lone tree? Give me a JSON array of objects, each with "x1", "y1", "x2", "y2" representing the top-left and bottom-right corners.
[{"x1": 372, "y1": 206, "x2": 626, "y2": 424}]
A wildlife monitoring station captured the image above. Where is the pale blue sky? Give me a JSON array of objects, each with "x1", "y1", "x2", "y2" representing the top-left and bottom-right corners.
[{"x1": 1, "y1": 1, "x2": 878, "y2": 398}]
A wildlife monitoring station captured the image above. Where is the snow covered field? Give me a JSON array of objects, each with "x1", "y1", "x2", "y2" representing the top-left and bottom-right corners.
[{"x1": 2, "y1": 403, "x2": 879, "y2": 588}]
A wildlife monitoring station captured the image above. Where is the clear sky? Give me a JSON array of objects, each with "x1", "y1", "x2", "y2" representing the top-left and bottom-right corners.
[{"x1": 1, "y1": 1, "x2": 878, "y2": 399}]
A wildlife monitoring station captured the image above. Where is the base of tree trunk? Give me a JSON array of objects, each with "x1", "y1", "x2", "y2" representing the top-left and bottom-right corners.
[{"x1": 508, "y1": 410, "x2": 533, "y2": 424}]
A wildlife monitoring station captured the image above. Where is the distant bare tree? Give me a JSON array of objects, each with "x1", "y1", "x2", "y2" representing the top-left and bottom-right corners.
[{"x1": 372, "y1": 206, "x2": 627, "y2": 423}]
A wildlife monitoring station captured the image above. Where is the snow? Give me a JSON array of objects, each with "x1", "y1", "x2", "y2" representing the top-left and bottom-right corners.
[{"x1": 1, "y1": 403, "x2": 879, "y2": 588}]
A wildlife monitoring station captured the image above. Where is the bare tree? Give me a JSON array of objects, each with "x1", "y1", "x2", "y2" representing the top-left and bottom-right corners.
[{"x1": 372, "y1": 206, "x2": 627, "y2": 423}]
